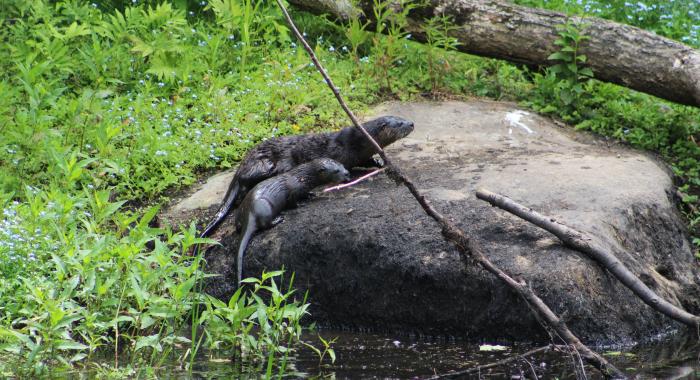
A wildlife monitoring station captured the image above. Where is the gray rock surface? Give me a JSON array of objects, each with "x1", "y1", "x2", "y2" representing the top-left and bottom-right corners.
[{"x1": 162, "y1": 100, "x2": 700, "y2": 344}]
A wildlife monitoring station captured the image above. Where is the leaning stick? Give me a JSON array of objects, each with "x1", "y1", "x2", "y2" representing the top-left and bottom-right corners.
[
  {"x1": 323, "y1": 168, "x2": 385, "y2": 192},
  {"x1": 274, "y1": 1, "x2": 625, "y2": 378},
  {"x1": 476, "y1": 188, "x2": 700, "y2": 328}
]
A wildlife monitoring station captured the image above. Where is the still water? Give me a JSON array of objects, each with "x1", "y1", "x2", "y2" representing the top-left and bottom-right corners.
[{"x1": 185, "y1": 330, "x2": 699, "y2": 379}]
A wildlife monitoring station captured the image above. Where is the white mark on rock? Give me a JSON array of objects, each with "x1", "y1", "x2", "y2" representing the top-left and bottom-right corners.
[
  {"x1": 673, "y1": 58, "x2": 682, "y2": 68},
  {"x1": 505, "y1": 110, "x2": 534, "y2": 134}
]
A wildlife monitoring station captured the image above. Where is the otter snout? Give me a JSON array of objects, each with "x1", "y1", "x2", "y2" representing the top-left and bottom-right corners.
[
  {"x1": 314, "y1": 158, "x2": 351, "y2": 183},
  {"x1": 398, "y1": 119, "x2": 415, "y2": 137},
  {"x1": 367, "y1": 116, "x2": 415, "y2": 146},
  {"x1": 382, "y1": 115, "x2": 414, "y2": 135},
  {"x1": 340, "y1": 167, "x2": 351, "y2": 182},
  {"x1": 331, "y1": 165, "x2": 351, "y2": 183}
]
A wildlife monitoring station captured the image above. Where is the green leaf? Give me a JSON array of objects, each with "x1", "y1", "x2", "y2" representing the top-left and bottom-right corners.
[
  {"x1": 559, "y1": 88, "x2": 574, "y2": 105},
  {"x1": 70, "y1": 352, "x2": 88, "y2": 362},
  {"x1": 112, "y1": 315, "x2": 135, "y2": 324},
  {"x1": 129, "y1": 36, "x2": 154, "y2": 57},
  {"x1": 61, "y1": 22, "x2": 92, "y2": 40},
  {"x1": 227, "y1": 287, "x2": 243, "y2": 309},
  {"x1": 547, "y1": 52, "x2": 570, "y2": 61},
  {"x1": 135, "y1": 334, "x2": 163, "y2": 352},
  {"x1": 56, "y1": 340, "x2": 89, "y2": 351},
  {"x1": 579, "y1": 67, "x2": 594, "y2": 77},
  {"x1": 100, "y1": 200, "x2": 127, "y2": 222},
  {"x1": 54, "y1": 315, "x2": 83, "y2": 330},
  {"x1": 174, "y1": 275, "x2": 197, "y2": 301},
  {"x1": 540, "y1": 104, "x2": 558, "y2": 114},
  {"x1": 262, "y1": 269, "x2": 284, "y2": 281},
  {"x1": 140, "y1": 315, "x2": 156, "y2": 329},
  {"x1": 138, "y1": 206, "x2": 160, "y2": 229}
]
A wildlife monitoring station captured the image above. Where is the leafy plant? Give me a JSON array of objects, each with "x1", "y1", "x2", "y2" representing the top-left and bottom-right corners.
[
  {"x1": 207, "y1": 0, "x2": 289, "y2": 70},
  {"x1": 370, "y1": 0, "x2": 416, "y2": 93},
  {"x1": 103, "y1": 3, "x2": 188, "y2": 83},
  {"x1": 198, "y1": 271, "x2": 312, "y2": 370},
  {"x1": 344, "y1": 15, "x2": 371, "y2": 65},
  {"x1": 422, "y1": 15, "x2": 461, "y2": 96},
  {"x1": 547, "y1": 20, "x2": 593, "y2": 107},
  {"x1": 512, "y1": 0, "x2": 700, "y2": 48},
  {"x1": 302, "y1": 334, "x2": 337, "y2": 367}
]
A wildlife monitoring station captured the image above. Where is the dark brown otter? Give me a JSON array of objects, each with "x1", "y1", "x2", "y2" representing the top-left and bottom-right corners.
[
  {"x1": 198, "y1": 116, "x2": 414, "y2": 240},
  {"x1": 233, "y1": 158, "x2": 350, "y2": 286}
]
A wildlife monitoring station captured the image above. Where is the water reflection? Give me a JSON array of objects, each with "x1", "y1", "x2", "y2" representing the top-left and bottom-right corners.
[{"x1": 178, "y1": 330, "x2": 700, "y2": 379}]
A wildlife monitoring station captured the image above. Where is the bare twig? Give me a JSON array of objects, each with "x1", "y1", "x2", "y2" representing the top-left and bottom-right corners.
[
  {"x1": 524, "y1": 355, "x2": 540, "y2": 380},
  {"x1": 475, "y1": 188, "x2": 700, "y2": 329},
  {"x1": 323, "y1": 168, "x2": 385, "y2": 192},
  {"x1": 274, "y1": 1, "x2": 625, "y2": 378},
  {"x1": 425, "y1": 345, "x2": 558, "y2": 379}
]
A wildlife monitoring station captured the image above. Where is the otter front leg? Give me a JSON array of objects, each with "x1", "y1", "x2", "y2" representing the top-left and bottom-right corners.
[
  {"x1": 270, "y1": 216, "x2": 284, "y2": 226},
  {"x1": 357, "y1": 155, "x2": 384, "y2": 168}
]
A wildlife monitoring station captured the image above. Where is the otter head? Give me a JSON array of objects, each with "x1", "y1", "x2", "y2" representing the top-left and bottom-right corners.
[
  {"x1": 362, "y1": 116, "x2": 414, "y2": 147},
  {"x1": 314, "y1": 158, "x2": 351, "y2": 184}
]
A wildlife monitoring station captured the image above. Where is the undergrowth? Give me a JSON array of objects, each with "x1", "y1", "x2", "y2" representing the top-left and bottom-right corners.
[{"x1": 0, "y1": 0, "x2": 698, "y2": 376}]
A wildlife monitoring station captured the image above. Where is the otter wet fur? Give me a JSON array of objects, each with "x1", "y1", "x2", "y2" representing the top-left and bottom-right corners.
[
  {"x1": 234, "y1": 158, "x2": 350, "y2": 286},
  {"x1": 197, "y1": 115, "x2": 414, "y2": 242}
]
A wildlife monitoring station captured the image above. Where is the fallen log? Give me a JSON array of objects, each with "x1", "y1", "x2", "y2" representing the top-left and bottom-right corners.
[
  {"x1": 475, "y1": 188, "x2": 700, "y2": 329},
  {"x1": 288, "y1": 0, "x2": 700, "y2": 108}
]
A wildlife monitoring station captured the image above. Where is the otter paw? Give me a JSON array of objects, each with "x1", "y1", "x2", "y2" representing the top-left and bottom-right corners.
[{"x1": 371, "y1": 156, "x2": 385, "y2": 168}]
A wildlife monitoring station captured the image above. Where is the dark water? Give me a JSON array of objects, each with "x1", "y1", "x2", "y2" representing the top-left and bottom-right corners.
[{"x1": 184, "y1": 330, "x2": 700, "y2": 379}]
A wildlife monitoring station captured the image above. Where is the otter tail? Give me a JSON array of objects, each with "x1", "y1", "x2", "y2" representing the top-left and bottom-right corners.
[
  {"x1": 191, "y1": 180, "x2": 240, "y2": 257},
  {"x1": 236, "y1": 219, "x2": 256, "y2": 287},
  {"x1": 201, "y1": 180, "x2": 240, "y2": 238}
]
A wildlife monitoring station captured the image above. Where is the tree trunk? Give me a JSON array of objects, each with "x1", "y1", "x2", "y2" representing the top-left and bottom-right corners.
[{"x1": 289, "y1": 0, "x2": 700, "y2": 108}]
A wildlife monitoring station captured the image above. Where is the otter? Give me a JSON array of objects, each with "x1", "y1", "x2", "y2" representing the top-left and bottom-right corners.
[
  {"x1": 233, "y1": 158, "x2": 350, "y2": 286},
  {"x1": 198, "y1": 116, "x2": 414, "y2": 241}
]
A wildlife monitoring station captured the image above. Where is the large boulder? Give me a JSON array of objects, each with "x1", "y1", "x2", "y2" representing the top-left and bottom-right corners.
[{"x1": 162, "y1": 100, "x2": 700, "y2": 344}]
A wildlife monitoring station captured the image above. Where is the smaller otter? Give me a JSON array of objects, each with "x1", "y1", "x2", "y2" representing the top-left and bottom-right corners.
[{"x1": 233, "y1": 158, "x2": 350, "y2": 286}]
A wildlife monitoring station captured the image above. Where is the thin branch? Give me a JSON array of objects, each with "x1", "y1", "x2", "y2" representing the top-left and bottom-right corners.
[
  {"x1": 425, "y1": 345, "x2": 558, "y2": 379},
  {"x1": 323, "y1": 168, "x2": 385, "y2": 192},
  {"x1": 275, "y1": 0, "x2": 383, "y2": 155},
  {"x1": 274, "y1": 1, "x2": 625, "y2": 378},
  {"x1": 475, "y1": 188, "x2": 700, "y2": 329}
]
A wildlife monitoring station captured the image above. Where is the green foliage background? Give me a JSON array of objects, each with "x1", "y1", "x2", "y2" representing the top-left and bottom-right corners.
[{"x1": 0, "y1": 0, "x2": 698, "y2": 376}]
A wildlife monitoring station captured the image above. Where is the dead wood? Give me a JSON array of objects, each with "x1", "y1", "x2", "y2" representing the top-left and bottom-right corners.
[
  {"x1": 275, "y1": 0, "x2": 626, "y2": 377},
  {"x1": 426, "y1": 344, "x2": 559, "y2": 379},
  {"x1": 288, "y1": 0, "x2": 700, "y2": 108},
  {"x1": 475, "y1": 188, "x2": 700, "y2": 329}
]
